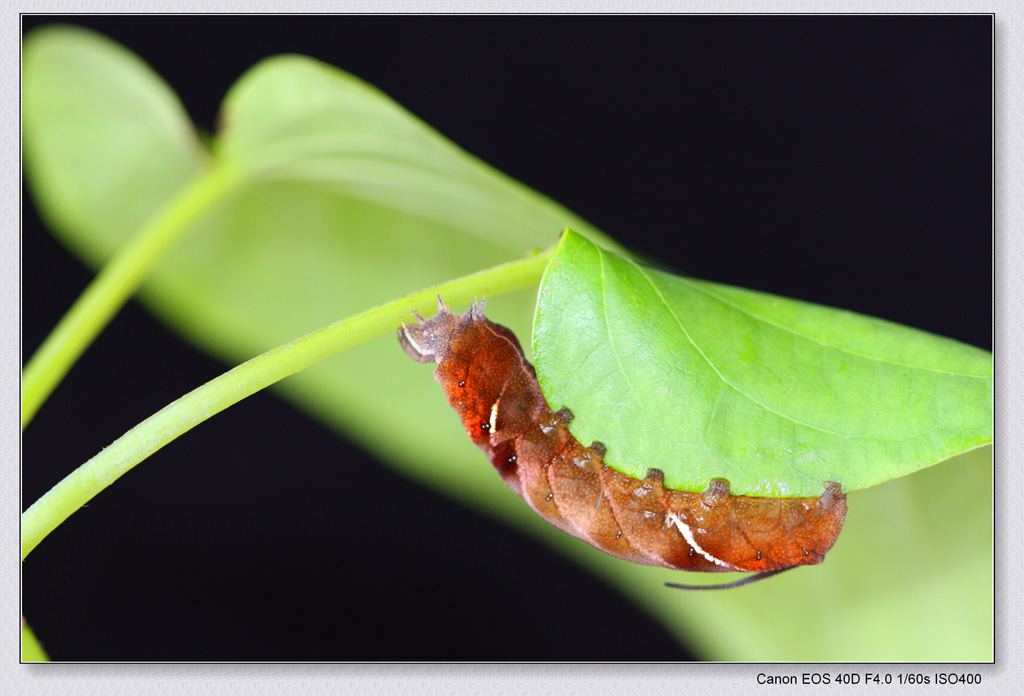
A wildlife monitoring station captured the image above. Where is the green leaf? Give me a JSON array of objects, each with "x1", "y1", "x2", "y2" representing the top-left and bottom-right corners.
[
  {"x1": 534, "y1": 230, "x2": 993, "y2": 496},
  {"x1": 23, "y1": 25, "x2": 206, "y2": 262},
  {"x1": 216, "y1": 54, "x2": 575, "y2": 250}
]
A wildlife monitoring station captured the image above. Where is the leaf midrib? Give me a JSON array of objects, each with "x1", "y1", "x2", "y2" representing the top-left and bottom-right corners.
[
  {"x1": 671, "y1": 265, "x2": 989, "y2": 379},
  {"x1": 618, "y1": 253, "x2": 949, "y2": 443}
]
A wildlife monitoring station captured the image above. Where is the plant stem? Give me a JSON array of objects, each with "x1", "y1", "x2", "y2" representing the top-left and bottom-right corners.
[
  {"x1": 21, "y1": 618, "x2": 49, "y2": 662},
  {"x1": 21, "y1": 162, "x2": 242, "y2": 429},
  {"x1": 20, "y1": 247, "x2": 553, "y2": 560}
]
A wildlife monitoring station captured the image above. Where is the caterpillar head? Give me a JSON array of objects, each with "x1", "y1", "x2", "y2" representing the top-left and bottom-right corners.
[{"x1": 397, "y1": 294, "x2": 473, "y2": 364}]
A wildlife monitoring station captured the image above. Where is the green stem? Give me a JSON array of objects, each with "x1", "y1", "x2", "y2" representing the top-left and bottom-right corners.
[
  {"x1": 21, "y1": 162, "x2": 242, "y2": 429},
  {"x1": 21, "y1": 247, "x2": 553, "y2": 560},
  {"x1": 21, "y1": 619, "x2": 49, "y2": 662}
]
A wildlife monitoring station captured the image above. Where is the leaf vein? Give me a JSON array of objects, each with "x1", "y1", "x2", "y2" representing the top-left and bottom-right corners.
[
  {"x1": 677, "y1": 275, "x2": 987, "y2": 379},
  {"x1": 625, "y1": 256, "x2": 940, "y2": 443}
]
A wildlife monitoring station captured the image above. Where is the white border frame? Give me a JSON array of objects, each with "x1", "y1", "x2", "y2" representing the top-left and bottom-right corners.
[{"x1": 8, "y1": 3, "x2": 1016, "y2": 694}]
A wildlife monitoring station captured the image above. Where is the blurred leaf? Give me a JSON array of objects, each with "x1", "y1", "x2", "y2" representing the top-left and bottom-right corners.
[
  {"x1": 535, "y1": 230, "x2": 992, "y2": 496},
  {"x1": 23, "y1": 25, "x2": 206, "y2": 263},
  {"x1": 23, "y1": 26, "x2": 992, "y2": 661},
  {"x1": 216, "y1": 54, "x2": 577, "y2": 250},
  {"x1": 22, "y1": 27, "x2": 611, "y2": 509},
  {"x1": 578, "y1": 446, "x2": 992, "y2": 661}
]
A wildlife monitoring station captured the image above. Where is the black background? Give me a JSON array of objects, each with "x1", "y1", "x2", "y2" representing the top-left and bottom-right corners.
[{"x1": 22, "y1": 15, "x2": 992, "y2": 661}]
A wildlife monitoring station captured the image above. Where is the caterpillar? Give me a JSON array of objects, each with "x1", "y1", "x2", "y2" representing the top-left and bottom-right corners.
[{"x1": 399, "y1": 297, "x2": 847, "y2": 585}]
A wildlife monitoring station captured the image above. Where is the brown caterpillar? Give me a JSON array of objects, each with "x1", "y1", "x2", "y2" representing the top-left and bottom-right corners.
[{"x1": 399, "y1": 297, "x2": 846, "y2": 583}]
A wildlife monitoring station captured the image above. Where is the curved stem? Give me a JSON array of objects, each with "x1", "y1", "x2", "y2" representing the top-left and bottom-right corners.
[
  {"x1": 21, "y1": 162, "x2": 242, "y2": 429},
  {"x1": 21, "y1": 246, "x2": 553, "y2": 560}
]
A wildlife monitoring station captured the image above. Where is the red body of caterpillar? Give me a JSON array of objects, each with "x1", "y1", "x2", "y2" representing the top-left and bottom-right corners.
[{"x1": 399, "y1": 298, "x2": 847, "y2": 574}]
